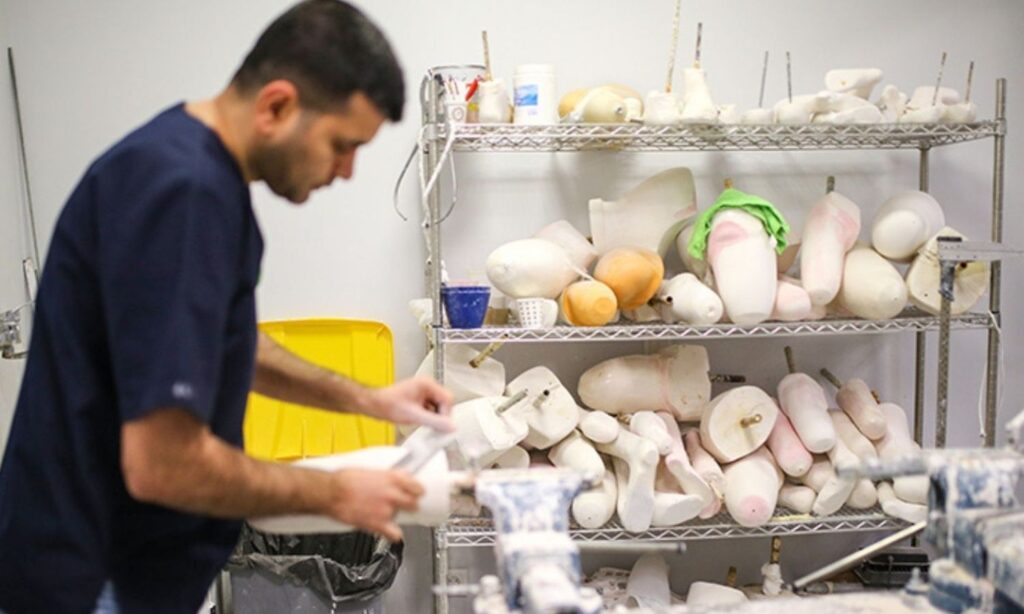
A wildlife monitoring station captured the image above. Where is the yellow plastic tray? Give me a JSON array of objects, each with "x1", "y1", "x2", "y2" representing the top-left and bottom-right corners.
[{"x1": 243, "y1": 319, "x2": 395, "y2": 461}]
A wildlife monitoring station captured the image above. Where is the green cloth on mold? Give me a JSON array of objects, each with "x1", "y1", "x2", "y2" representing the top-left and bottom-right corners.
[{"x1": 687, "y1": 187, "x2": 790, "y2": 260}]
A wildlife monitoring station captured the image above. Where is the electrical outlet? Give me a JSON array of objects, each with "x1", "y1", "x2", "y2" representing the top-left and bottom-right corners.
[{"x1": 447, "y1": 567, "x2": 469, "y2": 586}]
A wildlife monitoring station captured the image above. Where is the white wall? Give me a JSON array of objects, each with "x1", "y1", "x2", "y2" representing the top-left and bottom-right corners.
[
  {"x1": 0, "y1": 0, "x2": 31, "y2": 452},
  {"x1": 1, "y1": 1, "x2": 1022, "y2": 612}
]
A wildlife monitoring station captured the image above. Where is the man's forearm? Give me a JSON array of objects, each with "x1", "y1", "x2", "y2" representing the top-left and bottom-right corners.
[
  {"x1": 122, "y1": 408, "x2": 333, "y2": 519},
  {"x1": 252, "y1": 332, "x2": 372, "y2": 415}
]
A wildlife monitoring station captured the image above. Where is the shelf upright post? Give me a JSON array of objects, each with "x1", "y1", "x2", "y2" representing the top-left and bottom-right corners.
[
  {"x1": 984, "y1": 78, "x2": 1007, "y2": 447},
  {"x1": 422, "y1": 76, "x2": 451, "y2": 614},
  {"x1": 914, "y1": 145, "x2": 931, "y2": 445}
]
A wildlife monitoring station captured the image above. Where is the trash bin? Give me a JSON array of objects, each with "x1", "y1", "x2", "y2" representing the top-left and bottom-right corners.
[{"x1": 226, "y1": 525, "x2": 403, "y2": 614}]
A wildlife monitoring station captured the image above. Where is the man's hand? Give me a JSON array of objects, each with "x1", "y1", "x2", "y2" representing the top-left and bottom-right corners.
[
  {"x1": 326, "y1": 468, "x2": 424, "y2": 541},
  {"x1": 367, "y1": 376, "x2": 455, "y2": 432}
]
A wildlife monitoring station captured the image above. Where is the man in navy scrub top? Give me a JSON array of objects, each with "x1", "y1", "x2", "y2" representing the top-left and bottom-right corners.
[{"x1": 0, "y1": 2, "x2": 454, "y2": 612}]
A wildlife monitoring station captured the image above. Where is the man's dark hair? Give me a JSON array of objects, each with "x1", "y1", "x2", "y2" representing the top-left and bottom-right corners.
[{"x1": 232, "y1": 0, "x2": 404, "y2": 121}]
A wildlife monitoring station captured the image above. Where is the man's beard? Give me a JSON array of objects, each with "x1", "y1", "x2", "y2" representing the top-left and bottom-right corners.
[{"x1": 249, "y1": 135, "x2": 310, "y2": 204}]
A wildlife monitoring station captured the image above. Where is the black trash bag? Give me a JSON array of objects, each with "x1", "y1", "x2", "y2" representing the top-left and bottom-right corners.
[{"x1": 227, "y1": 524, "x2": 403, "y2": 604}]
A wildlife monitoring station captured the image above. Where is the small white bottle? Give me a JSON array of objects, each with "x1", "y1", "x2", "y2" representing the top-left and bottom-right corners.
[{"x1": 513, "y1": 64, "x2": 558, "y2": 124}]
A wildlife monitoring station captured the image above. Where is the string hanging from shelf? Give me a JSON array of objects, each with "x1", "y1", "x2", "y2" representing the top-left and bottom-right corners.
[
  {"x1": 965, "y1": 60, "x2": 975, "y2": 103},
  {"x1": 693, "y1": 21, "x2": 703, "y2": 67},
  {"x1": 786, "y1": 51, "x2": 793, "y2": 104}
]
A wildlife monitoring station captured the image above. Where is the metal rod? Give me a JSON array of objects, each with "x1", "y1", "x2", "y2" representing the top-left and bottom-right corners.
[
  {"x1": 965, "y1": 61, "x2": 975, "y2": 103},
  {"x1": 665, "y1": 0, "x2": 682, "y2": 93},
  {"x1": 932, "y1": 52, "x2": 947, "y2": 106},
  {"x1": 784, "y1": 346, "x2": 796, "y2": 374},
  {"x1": 470, "y1": 341, "x2": 504, "y2": 368},
  {"x1": 826, "y1": 175, "x2": 835, "y2": 193},
  {"x1": 740, "y1": 413, "x2": 763, "y2": 428},
  {"x1": 792, "y1": 521, "x2": 927, "y2": 590},
  {"x1": 936, "y1": 273, "x2": 952, "y2": 449},
  {"x1": 770, "y1": 536, "x2": 782, "y2": 565},
  {"x1": 577, "y1": 541, "x2": 686, "y2": 555},
  {"x1": 725, "y1": 566, "x2": 738, "y2": 587},
  {"x1": 820, "y1": 368, "x2": 843, "y2": 390},
  {"x1": 481, "y1": 31, "x2": 492, "y2": 81},
  {"x1": 914, "y1": 146, "x2": 930, "y2": 446},
  {"x1": 495, "y1": 389, "x2": 529, "y2": 414},
  {"x1": 985, "y1": 78, "x2": 1006, "y2": 447},
  {"x1": 758, "y1": 50, "x2": 769, "y2": 108},
  {"x1": 710, "y1": 373, "x2": 746, "y2": 384},
  {"x1": 694, "y1": 22, "x2": 702, "y2": 67},
  {"x1": 786, "y1": 51, "x2": 793, "y2": 104},
  {"x1": 7, "y1": 48, "x2": 42, "y2": 278}
]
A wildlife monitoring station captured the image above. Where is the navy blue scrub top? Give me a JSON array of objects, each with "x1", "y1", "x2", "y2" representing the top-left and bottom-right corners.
[{"x1": 0, "y1": 104, "x2": 263, "y2": 614}]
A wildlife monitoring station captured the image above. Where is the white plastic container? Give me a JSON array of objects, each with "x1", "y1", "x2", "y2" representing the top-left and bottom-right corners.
[{"x1": 513, "y1": 64, "x2": 558, "y2": 124}]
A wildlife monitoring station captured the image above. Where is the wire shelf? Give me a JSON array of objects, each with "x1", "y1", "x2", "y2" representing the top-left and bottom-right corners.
[
  {"x1": 440, "y1": 506, "x2": 907, "y2": 547},
  {"x1": 429, "y1": 121, "x2": 1003, "y2": 152},
  {"x1": 439, "y1": 311, "x2": 992, "y2": 344}
]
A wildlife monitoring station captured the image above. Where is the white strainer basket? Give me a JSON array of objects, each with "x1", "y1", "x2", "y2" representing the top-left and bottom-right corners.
[{"x1": 514, "y1": 298, "x2": 558, "y2": 329}]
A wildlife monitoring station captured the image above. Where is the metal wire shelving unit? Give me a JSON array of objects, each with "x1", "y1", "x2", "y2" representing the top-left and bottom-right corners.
[
  {"x1": 440, "y1": 506, "x2": 906, "y2": 548},
  {"x1": 419, "y1": 79, "x2": 1008, "y2": 614}
]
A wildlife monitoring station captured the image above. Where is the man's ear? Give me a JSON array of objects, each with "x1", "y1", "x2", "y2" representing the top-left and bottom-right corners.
[{"x1": 252, "y1": 80, "x2": 301, "y2": 135}]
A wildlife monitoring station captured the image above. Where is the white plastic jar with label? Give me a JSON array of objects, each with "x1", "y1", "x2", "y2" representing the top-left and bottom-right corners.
[{"x1": 513, "y1": 64, "x2": 558, "y2": 124}]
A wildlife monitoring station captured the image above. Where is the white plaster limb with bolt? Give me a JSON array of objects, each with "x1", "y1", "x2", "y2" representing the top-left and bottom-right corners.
[
  {"x1": 877, "y1": 481, "x2": 929, "y2": 523},
  {"x1": 597, "y1": 426, "x2": 660, "y2": 531},
  {"x1": 766, "y1": 410, "x2": 813, "y2": 478},
  {"x1": 778, "y1": 483, "x2": 816, "y2": 514},
  {"x1": 680, "y1": 67, "x2": 719, "y2": 124},
  {"x1": 415, "y1": 344, "x2": 505, "y2": 405},
  {"x1": 506, "y1": 366, "x2": 580, "y2": 449},
  {"x1": 572, "y1": 464, "x2": 618, "y2": 529},
  {"x1": 830, "y1": 410, "x2": 879, "y2": 462},
  {"x1": 777, "y1": 370, "x2": 836, "y2": 454},
  {"x1": 874, "y1": 402, "x2": 930, "y2": 505},
  {"x1": 578, "y1": 408, "x2": 620, "y2": 444},
  {"x1": 548, "y1": 429, "x2": 605, "y2": 476},
  {"x1": 655, "y1": 273, "x2": 723, "y2": 325},
  {"x1": 578, "y1": 344, "x2": 711, "y2": 421},
  {"x1": 825, "y1": 68, "x2": 884, "y2": 99},
  {"x1": 800, "y1": 191, "x2": 861, "y2": 306},
  {"x1": 699, "y1": 386, "x2": 780, "y2": 463},
  {"x1": 837, "y1": 244, "x2": 908, "y2": 320},
  {"x1": 832, "y1": 375, "x2": 887, "y2": 440},
  {"x1": 906, "y1": 227, "x2": 989, "y2": 316},
  {"x1": 629, "y1": 411, "x2": 675, "y2": 455},
  {"x1": 846, "y1": 478, "x2": 879, "y2": 509},
  {"x1": 452, "y1": 394, "x2": 530, "y2": 466},
  {"x1": 771, "y1": 276, "x2": 813, "y2": 322},
  {"x1": 871, "y1": 191, "x2": 946, "y2": 262}
]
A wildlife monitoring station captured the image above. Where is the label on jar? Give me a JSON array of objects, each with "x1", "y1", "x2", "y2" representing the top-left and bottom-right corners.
[{"x1": 515, "y1": 84, "x2": 539, "y2": 107}]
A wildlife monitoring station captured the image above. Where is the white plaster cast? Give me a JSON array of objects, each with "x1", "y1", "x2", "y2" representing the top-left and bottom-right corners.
[
  {"x1": 778, "y1": 483, "x2": 816, "y2": 514},
  {"x1": 629, "y1": 411, "x2": 674, "y2": 455},
  {"x1": 802, "y1": 455, "x2": 855, "y2": 516},
  {"x1": 835, "y1": 378, "x2": 887, "y2": 440},
  {"x1": 873, "y1": 402, "x2": 930, "y2": 505},
  {"x1": 707, "y1": 209, "x2": 779, "y2": 325},
  {"x1": 680, "y1": 67, "x2": 719, "y2": 124},
  {"x1": 717, "y1": 104, "x2": 741, "y2": 125},
  {"x1": 548, "y1": 429, "x2": 605, "y2": 476},
  {"x1": 907, "y1": 227, "x2": 989, "y2": 316},
  {"x1": 942, "y1": 102, "x2": 978, "y2": 123},
  {"x1": 533, "y1": 220, "x2": 599, "y2": 272},
  {"x1": 684, "y1": 429, "x2": 726, "y2": 518},
  {"x1": 492, "y1": 445, "x2": 530, "y2": 469},
  {"x1": 659, "y1": 412, "x2": 715, "y2": 508},
  {"x1": 506, "y1": 366, "x2": 581, "y2": 449},
  {"x1": 476, "y1": 79, "x2": 512, "y2": 123},
  {"x1": 777, "y1": 372, "x2": 837, "y2": 453},
  {"x1": 626, "y1": 554, "x2": 671, "y2": 610},
  {"x1": 572, "y1": 466, "x2": 618, "y2": 529},
  {"x1": 741, "y1": 108, "x2": 774, "y2": 124},
  {"x1": 723, "y1": 447, "x2": 782, "y2": 527},
  {"x1": 655, "y1": 273, "x2": 723, "y2": 325},
  {"x1": 700, "y1": 386, "x2": 780, "y2": 463},
  {"x1": 766, "y1": 410, "x2": 813, "y2": 478},
  {"x1": 800, "y1": 191, "x2": 862, "y2": 307},
  {"x1": 579, "y1": 409, "x2": 621, "y2": 444},
  {"x1": 589, "y1": 167, "x2": 697, "y2": 256},
  {"x1": 676, "y1": 223, "x2": 709, "y2": 279},
  {"x1": 652, "y1": 464, "x2": 704, "y2": 526},
  {"x1": 838, "y1": 244, "x2": 910, "y2": 319},
  {"x1": 875, "y1": 84, "x2": 908, "y2": 122},
  {"x1": 599, "y1": 428, "x2": 660, "y2": 532},
  {"x1": 871, "y1": 191, "x2": 946, "y2": 262},
  {"x1": 846, "y1": 478, "x2": 879, "y2": 509},
  {"x1": 825, "y1": 69, "x2": 884, "y2": 99},
  {"x1": 643, "y1": 90, "x2": 683, "y2": 125},
  {"x1": 813, "y1": 104, "x2": 883, "y2": 124},
  {"x1": 453, "y1": 395, "x2": 530, "y2": 465},
  {"x1": 485, "y1": 238, "x2": 579, "y2": 299},
  {"x1": 771, "y1": 276, "x2": 813, "y2": 322},
  {"x1": 900, "y1": 105, "x2": 944, "y2": 123},
  {"x1": 687, "y1": 582, "x2": 749, "y2": 606},
  {"x1": 830, "y1": 410, "x2": 879, "y2": 461},
  {"x1": 908, "y1": 86, "x2": 961, "y2": 109},
  {"x1": 878, "y1": 481, "x2": 928, "y2": 523},
  {"x1": 774, "y1": 92, "x2": 832, "y2": 125},
  {"x1": 249, "y1": 446, "x2": 451, "y2": 533},
  {"x1": 415, "y1": 344, "x2": 505, "y2": 405},
  {"x1": 579, "y1": 344, "x2": 711, "y2": 421}
]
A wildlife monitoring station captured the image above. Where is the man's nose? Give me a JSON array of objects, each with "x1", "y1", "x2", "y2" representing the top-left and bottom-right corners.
[{"x1": 336, "y1": 151, "x2": 355, "y2": 180}]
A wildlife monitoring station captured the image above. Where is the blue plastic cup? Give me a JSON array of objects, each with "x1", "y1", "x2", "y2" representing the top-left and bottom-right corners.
[{"x1": 441, "y1": 285, "x2": 491, "y2": 329}]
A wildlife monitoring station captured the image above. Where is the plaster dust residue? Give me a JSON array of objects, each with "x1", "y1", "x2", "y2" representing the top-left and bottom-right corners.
[{"x1": 667, "y1": 591, "x2": 938, "y2": 613}]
